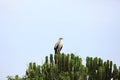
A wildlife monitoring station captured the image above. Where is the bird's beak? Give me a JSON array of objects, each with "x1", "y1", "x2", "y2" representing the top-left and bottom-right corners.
[
  {"x1": 61, "y1": 38, "x2": 63, "y2": 40},
  {"x1": 59, "y1": 38, "x2": 63, "y2": 40}
]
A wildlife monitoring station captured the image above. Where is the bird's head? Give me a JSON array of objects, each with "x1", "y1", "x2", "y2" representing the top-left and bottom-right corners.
[{"x1": 59, "y1": 37, "x2": 63, "y2": 40}]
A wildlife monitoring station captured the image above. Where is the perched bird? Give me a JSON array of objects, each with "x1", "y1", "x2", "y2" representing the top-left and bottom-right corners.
[{"x1": 54, "y1": 38, "x2": 63, "y2": 54}]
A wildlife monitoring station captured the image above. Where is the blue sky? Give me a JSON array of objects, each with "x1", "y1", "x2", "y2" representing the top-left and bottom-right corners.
[{"x1": 0, "y1": 0, "x2": 120, "y2": 79}]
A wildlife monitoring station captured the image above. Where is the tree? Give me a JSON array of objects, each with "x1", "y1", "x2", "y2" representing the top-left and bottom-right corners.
[{"x1": 8, "y1": 53, "x2": 120, "y2": 80}]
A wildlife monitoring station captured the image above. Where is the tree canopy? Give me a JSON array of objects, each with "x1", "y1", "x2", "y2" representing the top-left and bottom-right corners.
[{"x1": 8, "y1": 53, "x2": 120, "y2": 80}]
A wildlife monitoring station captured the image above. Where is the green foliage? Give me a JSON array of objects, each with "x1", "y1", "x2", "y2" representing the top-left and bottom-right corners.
[{"x1": 8, "y1": 53, "x2": 120, "y2": 80}]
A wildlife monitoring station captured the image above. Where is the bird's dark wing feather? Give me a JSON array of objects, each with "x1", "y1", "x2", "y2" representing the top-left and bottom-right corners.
[
  {"x1": 54, "y1": 42, "x2": 58, "y2": 50},
  {"x1": 54, "y1": 43, "x2": 59, "y2": 54}
]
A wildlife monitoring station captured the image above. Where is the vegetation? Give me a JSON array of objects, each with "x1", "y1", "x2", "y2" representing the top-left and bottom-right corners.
[{"x1": 8, "y1": 53, "x2": 120, "y2": 80}]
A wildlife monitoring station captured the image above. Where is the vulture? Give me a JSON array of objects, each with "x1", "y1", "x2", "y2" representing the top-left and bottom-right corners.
[{"x1": 54, "y1": 38, "x2": 63, "y2": 54}]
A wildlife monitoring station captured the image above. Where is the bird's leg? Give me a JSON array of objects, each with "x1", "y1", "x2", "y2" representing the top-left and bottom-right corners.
[{"x1": 58, "y1": 49, "x2": 60, "y2": 54}]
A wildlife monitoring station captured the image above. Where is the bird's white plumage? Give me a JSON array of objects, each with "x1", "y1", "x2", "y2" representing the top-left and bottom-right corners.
[{"x1": 54, "y1": 38, "x2": 63, "y2": 54}]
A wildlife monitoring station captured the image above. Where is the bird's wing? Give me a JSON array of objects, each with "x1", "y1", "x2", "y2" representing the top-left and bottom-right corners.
[{"x1": 54, "y1": 42, "x2": 58, "y2": 50}]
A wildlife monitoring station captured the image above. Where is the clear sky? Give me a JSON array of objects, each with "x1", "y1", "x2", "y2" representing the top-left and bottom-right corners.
[{"x1": 0, "y1": 0, "x2": 120, "y2": 79}]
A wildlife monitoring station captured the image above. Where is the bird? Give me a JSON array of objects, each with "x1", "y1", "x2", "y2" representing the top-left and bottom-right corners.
[{"x1": 54, "y1": 38, "x2": 63, "y2": 54}]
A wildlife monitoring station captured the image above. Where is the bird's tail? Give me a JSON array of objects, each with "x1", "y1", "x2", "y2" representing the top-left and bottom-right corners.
[
  {"x1": 55, "y1": 50, "x2": 60, "y2": 54},
  {"x1": 55, "y1": 50, "x2": 57, "y2": 54}
]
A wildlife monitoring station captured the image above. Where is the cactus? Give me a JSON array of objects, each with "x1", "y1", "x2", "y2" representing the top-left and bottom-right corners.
[
  {"x1": 113, "y1": 64, "x2": 119, "y2": 80},
  {"x1": 118, "y1": 67, "x2": 120, "y2": 80},
  {"x1": 8, "y1": 53, "x2": 120, "y2": 80},
  {"x1": 45, "y1": 56, "x2": 48, "y2": 64},
  {"x1": 50, "y1": 54, "x2": 53, "y2": 64}
]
